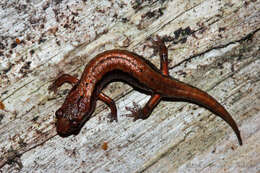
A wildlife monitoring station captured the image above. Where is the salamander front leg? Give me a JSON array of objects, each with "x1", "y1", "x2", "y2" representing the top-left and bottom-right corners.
[
  {"x1": 49, "y1": 74, "x2": 79, "y2": 93},
  {"x1": 98, "y1": 92, "x2": 118, "y2": 122},
  {"x1": 126, "y1": 36, "x2": 169, "y2": 120}
]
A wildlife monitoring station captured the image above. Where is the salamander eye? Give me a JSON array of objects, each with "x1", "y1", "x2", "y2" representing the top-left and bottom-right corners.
[
  {"x1": 71, "y1": 120, "x2": 78, "y2": 127},
  {"x1": 55, "y1": 109, "x2": 63, "y2": 118}
]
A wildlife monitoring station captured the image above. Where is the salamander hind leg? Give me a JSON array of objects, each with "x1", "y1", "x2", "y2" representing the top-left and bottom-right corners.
[
  {"x1": 126, "y1": 36, "x2": 169, "y2": 121},
  {"x1": 148, "y1": 35, "x2": 169, "y2": 75},
  {"x1": 125, "y1": 94, "x2": 161, "y2": 121},
  {"x1": 125, "y1": 102, "x2": 144, "y2": 121}
]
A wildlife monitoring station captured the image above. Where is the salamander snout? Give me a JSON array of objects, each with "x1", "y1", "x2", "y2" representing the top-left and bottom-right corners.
[
  {"x1": 56, "y1": 117, "x2": 71, "y2": 137},
  {"x1": 55, "y1": 108, "x2": 81, "y2": 137}
]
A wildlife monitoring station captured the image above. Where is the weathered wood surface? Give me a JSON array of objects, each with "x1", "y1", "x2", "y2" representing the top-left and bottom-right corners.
[{"x1": 0, "y1": 0, "x2": 259, "y2": 172}]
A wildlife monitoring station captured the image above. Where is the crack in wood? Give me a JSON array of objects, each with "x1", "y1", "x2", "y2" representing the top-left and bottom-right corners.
[
  {"x1": 169, "y1": 27, "x2": 260, "y2": 69},
  {"x1": 0, "y1": 131, "x2": 56, "y2": 169},
  {"x1": 1, "y1": 79, "x2": 35, "y2": 101}
]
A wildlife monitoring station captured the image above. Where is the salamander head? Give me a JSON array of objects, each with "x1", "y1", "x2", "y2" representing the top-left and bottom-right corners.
[{"x1": 55, "y1": 87, "x2": 94, "y2": 137}]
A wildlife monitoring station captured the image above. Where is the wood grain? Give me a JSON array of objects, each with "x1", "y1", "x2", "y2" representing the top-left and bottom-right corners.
[{"x1": 0, "y1": 0, "x2": 259, "y2": 172}]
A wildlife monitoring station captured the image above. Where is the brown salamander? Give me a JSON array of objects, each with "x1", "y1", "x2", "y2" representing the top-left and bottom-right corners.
[{"x1": 49, "y1": 36, "x2": 242, "y2": 145}]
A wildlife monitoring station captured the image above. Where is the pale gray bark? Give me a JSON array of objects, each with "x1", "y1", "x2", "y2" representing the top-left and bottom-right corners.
[{"x1": 0, "y1": 0, "x2": 259, "y2": 172}]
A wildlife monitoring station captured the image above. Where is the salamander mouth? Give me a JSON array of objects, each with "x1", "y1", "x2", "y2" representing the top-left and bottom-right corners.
[
  {"x1": 56, "y1": 117, "x2": 81, "y2": 137},
  {"x1": 57, "y1": 131, "x2": 71, "y2": 137},
  {"x1": 57, "y1": 129, "x2": 80, "y2": 137}
]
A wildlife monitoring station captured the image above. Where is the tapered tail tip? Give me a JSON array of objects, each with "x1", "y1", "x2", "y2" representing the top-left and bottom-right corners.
[{"x1": 237, "y1": 131, "x2": 243, "y2": 146}]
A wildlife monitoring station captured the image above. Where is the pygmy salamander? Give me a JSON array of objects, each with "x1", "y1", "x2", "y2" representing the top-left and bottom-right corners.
[{"x1": 49, "y1": 36, "x2": 242, "y2": 145}]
